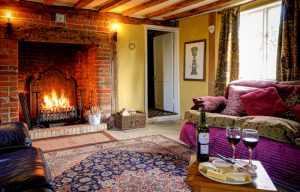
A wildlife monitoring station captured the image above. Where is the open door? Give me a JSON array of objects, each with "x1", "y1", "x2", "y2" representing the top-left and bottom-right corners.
[{"x1": 153, "y1": 33, "x2": 174, "y2": 112}]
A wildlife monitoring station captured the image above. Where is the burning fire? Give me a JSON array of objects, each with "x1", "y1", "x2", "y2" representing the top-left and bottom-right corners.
[{"x1": 42, "y1": 89, "x2": 70, "y2": 110}]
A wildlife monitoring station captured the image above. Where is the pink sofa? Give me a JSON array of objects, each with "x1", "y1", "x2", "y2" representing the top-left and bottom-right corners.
[{"x1": 180, "y1": 79, "x2": 300, "y2": 191}]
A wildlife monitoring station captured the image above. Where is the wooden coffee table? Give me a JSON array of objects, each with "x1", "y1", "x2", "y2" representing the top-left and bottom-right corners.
[{"x1": 187, "y1": 155, "x2": 277, "y2": 192}]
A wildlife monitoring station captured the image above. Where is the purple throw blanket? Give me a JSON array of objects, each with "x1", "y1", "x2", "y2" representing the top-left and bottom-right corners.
[{"x1": 180, "y1": 122, "x2": 300, "y2": 191}]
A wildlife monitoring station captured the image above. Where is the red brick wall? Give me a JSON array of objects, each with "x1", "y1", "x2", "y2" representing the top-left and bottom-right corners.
[
  {"x1": 0, "y1": 40, "x2": 19, "y2": 123},
  {"x1": 0, "y1": 8, "x2": 112, "y2": 123}
]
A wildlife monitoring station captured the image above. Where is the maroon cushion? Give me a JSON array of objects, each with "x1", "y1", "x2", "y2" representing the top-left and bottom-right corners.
[
  {"x1": 291, "y1": 104, "x2": 300, "y2": 121},
  {"x1": 240, "y1": 87, "x2": 289, "y2": 116},
  {"x1": 191, "y1": 96, "x2": 226, "y2": 112},
  {"x1": 221, "y1": 85, "x2": 260, "y2": 116},
  {"x1": 273, "y1": 84, "x2": 294, "y2": 101}
]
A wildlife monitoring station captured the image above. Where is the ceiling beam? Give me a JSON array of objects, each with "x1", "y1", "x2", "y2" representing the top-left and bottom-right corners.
[
  {"x1": 74, "y1": 0, "x2": 94, "y2": 9},
  {"x1": 122, "y1": 0, "x2": 168, "y2": 16},
  {"x1": 43, "y1": 0, "x2": 55, "y2": 5},
  {"x1": 96, "y1": 0, "x2": 131, "y2": 13},
  {"x1": 164, "y1": 0, "x2": 257, "y2": 20},
  {"x1": 0, "y1": 0, "x2": 175, "y2": 27},
  {"x1": 145, "y1": 0, "x2": 205, "y2": 19}
]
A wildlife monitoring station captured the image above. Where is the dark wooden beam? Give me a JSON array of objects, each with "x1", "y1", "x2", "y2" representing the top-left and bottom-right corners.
[
  {"x1": 122, "y1": 0, "x2": 168, "y2": 16},
  {"x1": 208, "y1": 12, "x2": 216, "y2": 96},
  {"x1": 145, "y1": 0, "x2": 204, "y2": 19},
  {"x1": 164, "y1": 0, "x2": 256, "y2": 20},
  {"x1": 96, "y1": 0, "x2": 131, "y2": 13},
  {"x1": 43, "y1": 0, "x2": 55, "y2": 5},
  {"x1": 74, "y1": 0, "x2": 94, "y2": 9},
  {"x1": 0, "y1": 0, "x2": 175, "y2": 27}
]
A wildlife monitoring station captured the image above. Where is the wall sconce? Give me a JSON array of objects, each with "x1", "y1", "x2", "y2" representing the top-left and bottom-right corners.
[
  {"x1": 111, "y1": 21, "x2": 119, "y2": 42},
  {"x1": 5, "y1": 12, "x2": 13, "y2": 35},
  {"x1": 208, "y1": 25, "x2": 215, "y2": 34}
]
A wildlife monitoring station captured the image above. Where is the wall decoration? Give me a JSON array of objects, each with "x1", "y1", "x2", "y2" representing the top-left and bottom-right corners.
[
  {"x1": 129, "y1": 43, "x2": 136, "y2": 50},
  {"x1": 184, "y1": 39, "x2": 206, "y2": 81},
  {"x1": 55, "y1": 13, "x2": 66, "y2": 24}
]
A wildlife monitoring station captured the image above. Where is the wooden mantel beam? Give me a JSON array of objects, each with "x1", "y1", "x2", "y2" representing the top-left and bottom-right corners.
[
  {"x1": 122, "y1": 0, "x2": 168, "y2": 16},
  {"x1": 164, "y1": 0, "x2": 257, "y2": 20},
  {"x1": 43, "y1": 0, "x2": 55, "y2": 5},
  {"x1": 96, "y1": 0, "x2": 131, "y2": 13},
  {"x1": 74, "y1": 0, "x2": 94, "y2": 9},
  {"x1": 145, "y1": 0, "x2": 205, "y2": 19}
]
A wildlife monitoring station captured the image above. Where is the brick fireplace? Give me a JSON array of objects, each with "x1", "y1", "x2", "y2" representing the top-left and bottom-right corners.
[{"x1": 0, "y1": 8, "x2": 117, "y2": 126}]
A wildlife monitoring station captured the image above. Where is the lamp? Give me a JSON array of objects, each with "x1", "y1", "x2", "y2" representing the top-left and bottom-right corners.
[
  {"x1": 5, "y1": 12, "x2": 13, "y2": 35},
  {"x1": 111, "y1": 21, "x2": 119, "y2": 42}
]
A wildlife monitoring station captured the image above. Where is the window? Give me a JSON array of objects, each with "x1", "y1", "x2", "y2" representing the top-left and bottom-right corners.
[{"x1": 239, "y1": 2, "x2": 281, "y2": 80}]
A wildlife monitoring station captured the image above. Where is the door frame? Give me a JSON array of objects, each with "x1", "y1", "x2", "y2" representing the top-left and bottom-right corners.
[{"x1": 144, "y1": 25, "x2": 180, "y2": 123}]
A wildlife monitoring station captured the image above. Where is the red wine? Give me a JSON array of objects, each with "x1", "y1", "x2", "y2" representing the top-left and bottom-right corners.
[
  {"x1": 243, "y1": 138, "x2": 258, "y2": 149},
  {"x1": 227, "y1": 135, "x2": 241, "y2": 146},
  {"x1": 196, "y1": 108, "x2": 209, "y2": 162}
]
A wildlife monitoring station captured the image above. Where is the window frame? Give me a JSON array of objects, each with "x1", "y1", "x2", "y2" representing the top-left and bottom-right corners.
[{"x1": 239, "y1": 1, "x2": 281, "y2": 80}]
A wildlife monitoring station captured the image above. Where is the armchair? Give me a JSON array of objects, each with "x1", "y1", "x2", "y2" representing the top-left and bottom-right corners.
[{"x1": 0, "y1": 122, "x2": 54, "y2": 192}]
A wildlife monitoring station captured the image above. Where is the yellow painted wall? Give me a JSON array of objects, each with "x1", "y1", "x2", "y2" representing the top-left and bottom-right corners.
[
  {"x1": 117, "y1": 23, "x2": 145, "y2": 112},
  {"x1": 179, "y1": 14, "x2": 209, "y2": 118},
  {"x1": 115, "y1": 0, "x2": 278, "y2": 117}
]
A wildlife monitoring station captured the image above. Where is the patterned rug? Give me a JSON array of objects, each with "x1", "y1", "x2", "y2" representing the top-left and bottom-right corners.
[
  {"x1": 148, "y1": 108, "x2": 177, "y2": 118},
  {"x1": 44, "y1": 135, "x2": 193, "y2": 192}
]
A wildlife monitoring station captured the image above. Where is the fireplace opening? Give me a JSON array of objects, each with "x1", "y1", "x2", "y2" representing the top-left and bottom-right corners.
[{"x1": 18, "y1": 41, "x2": 99, "y2": 129}]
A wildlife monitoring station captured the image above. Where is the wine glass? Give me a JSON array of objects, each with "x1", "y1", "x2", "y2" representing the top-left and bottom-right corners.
[
  {"x1": 242, "y1": 129, "x2": 259, "y2": 168},
  {"x1": 226, "y1": 126, "x2": 241, "y2": 162}
]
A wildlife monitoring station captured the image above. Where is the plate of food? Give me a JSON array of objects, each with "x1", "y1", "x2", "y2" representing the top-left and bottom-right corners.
[{"x1": 198, "y1": 159, "x2": 256, "y2": 185}]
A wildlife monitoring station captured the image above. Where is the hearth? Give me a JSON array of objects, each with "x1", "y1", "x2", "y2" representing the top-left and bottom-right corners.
[
  {"x1": 17, "y1": 41, "x2": 106, "y2": 129},
  {"x1": 31, "y1": 68, "x2": 80, "y2": 127}
]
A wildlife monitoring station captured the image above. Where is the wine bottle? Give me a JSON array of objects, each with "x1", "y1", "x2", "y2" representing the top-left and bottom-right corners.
[{"x1": 196, "y1": 108, "x2": 209, "y2": 162}]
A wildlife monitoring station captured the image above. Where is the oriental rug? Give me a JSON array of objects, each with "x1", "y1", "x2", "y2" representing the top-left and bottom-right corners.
[{"x1": 44, "y1": 135, "x2": 193, "y2": 192}]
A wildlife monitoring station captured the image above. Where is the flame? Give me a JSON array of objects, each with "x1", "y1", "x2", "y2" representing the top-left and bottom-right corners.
[{"x1": 42, "y1": 89, "x2": 70, "y2": 110}]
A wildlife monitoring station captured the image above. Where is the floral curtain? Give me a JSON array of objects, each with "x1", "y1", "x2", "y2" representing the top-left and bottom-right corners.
[
  {"x1": 215, "y1": 7, "x2": 240, "y2": 96},
  {"x1": 276, "y1": 0, "x2": 300, "y2": 81}
]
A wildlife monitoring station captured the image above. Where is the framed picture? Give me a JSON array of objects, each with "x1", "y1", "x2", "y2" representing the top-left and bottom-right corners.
[{"x1": 184, "y1": 39, "x2": 206, "y2": 81}]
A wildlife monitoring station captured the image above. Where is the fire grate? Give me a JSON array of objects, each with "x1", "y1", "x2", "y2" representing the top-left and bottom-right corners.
[{"x1": 39, "y1": 107, "x2": 77, "y2": 123}]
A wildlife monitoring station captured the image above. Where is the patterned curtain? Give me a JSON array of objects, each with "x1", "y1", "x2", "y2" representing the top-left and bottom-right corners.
[
  {"x1": 276, "y1": 0, "x2": 300, "y2": 81},
  {"x1": 215, "y1": 7, "x2": 240, "y2": 96}
]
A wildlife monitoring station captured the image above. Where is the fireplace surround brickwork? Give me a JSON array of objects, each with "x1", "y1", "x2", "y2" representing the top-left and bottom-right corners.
[{"x1": 0, "y1": 9, "x2": 115, "y2": 123}]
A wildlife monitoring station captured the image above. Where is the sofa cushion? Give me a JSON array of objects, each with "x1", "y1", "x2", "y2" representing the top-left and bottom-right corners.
[
  {"x1": 184, "y1": 110, "x2": 237, "y2": 128},
  {"x1": 191, "y1": 96, "x2": 226, "y2": 112},
  {"x1": 234, "y1": 116, "x2": 300, "y2": 144},
  {"x1": 273, "y1": 84, "x2": 294, "y2": 101},
  {"x1": 0, "y1": 147, "x2": 54, "y2": 191},
  {"x1": 0, "y1": 122, "x2": 31, "y2": 153},
  {"x1": 221, "y1": 85, "x2": 259, "y2": 116},
  {"x1": 226, "y1": 79, "x2": 277, "y2": 98},
  {"x1": 240, "y1": 87, "x2": 289, "y2": 116},
  {"x1": 292, "y1": 104, "x2": 300, "y2": 121}
]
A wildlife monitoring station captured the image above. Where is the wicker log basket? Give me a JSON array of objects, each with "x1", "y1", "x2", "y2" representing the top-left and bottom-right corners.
[{"x1": 115, "y1": 109, "x2": 146, "y2": 130}]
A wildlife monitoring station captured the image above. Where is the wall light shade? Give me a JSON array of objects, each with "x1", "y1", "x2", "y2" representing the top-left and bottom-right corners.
[
  {"x1": 111, "y1": 21, "x2": 119, "y2": 42},
  {"x1": 6, "y1": 12, "x2": 12, "y2": 22},
  {"x1": 5, "y1": 11, "x2": 13, "y2": 35},
  {"x1": 111, "y1": 21, "x2": 119, "y2": 33}
]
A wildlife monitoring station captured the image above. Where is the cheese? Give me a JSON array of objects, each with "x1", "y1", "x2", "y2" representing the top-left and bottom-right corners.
[
  {"x1": 212, "y1": 160, "x2": 231, "y2": 168},
  {"x1": 207, "y1": 170, "x2": 227, "y2": 181},
  {"x1": 198, "y1": 162, "x2": 218, "y2": 173},
  {"x1": 225, "y1": 172, "x2": 251, "y2": 182}
]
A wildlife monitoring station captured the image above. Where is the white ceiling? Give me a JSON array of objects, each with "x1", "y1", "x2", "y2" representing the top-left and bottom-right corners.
[{"x1": 24, "y1": 0, "x2": 224, "y2": 20}]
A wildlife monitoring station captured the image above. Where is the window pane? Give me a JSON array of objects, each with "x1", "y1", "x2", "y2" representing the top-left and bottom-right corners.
[
  {"x1": 266, "y1": 6, "x2": 281, "y2": 79},
  {"x1": 239, "y1": 11, "x2": 264, "y2": 79},
  {"x1": 239, "y1": 3, "x2": 281, "y2": 80}
]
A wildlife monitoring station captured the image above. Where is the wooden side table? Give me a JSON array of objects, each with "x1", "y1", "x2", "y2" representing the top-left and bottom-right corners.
[{"x1": 187, "y1": 155, "x2": 277, "y2": 192}]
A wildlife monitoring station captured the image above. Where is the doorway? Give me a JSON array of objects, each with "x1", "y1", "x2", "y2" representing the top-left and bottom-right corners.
[{"x1": 145, "y1": 25, "x2": 180, "y2": 122}]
